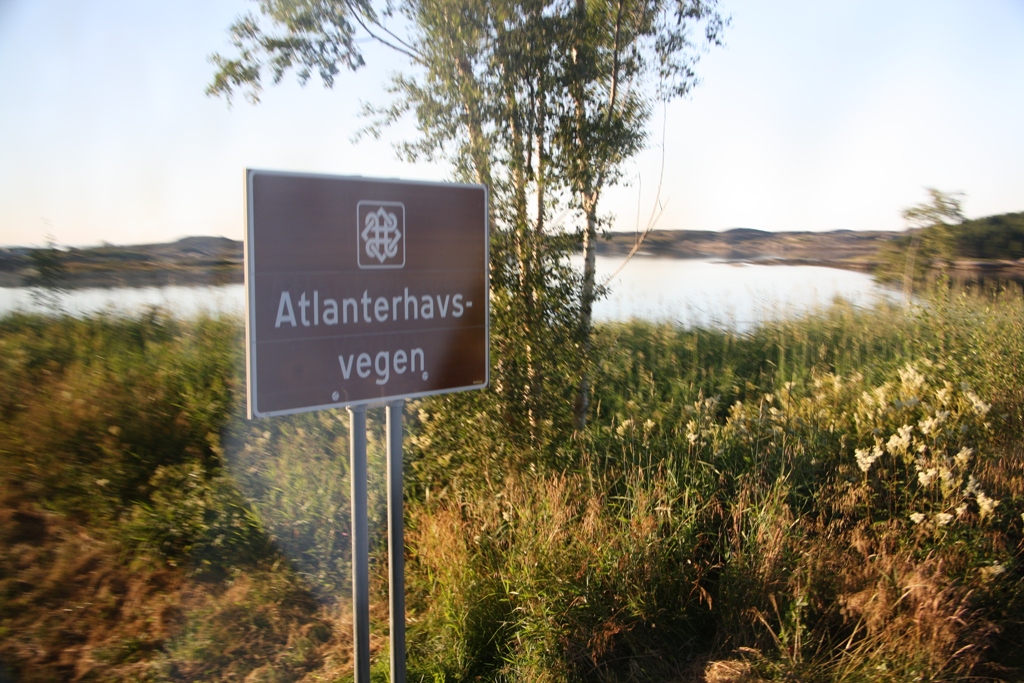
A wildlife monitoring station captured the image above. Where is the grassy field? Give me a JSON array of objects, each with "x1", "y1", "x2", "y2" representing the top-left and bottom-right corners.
[{"x1": 2, "y1": 285, "x2": 1023, "y2": 681}]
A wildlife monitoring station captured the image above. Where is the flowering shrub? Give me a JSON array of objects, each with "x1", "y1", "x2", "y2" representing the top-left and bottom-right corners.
[{"x1": 847, "y1": 363, "x2": 997, "y2": 529}]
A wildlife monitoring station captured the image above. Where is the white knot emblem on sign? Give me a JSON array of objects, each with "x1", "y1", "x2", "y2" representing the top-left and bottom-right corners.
[{"x1": 357, "y1": 201, "x2": 405, "y2": 269}]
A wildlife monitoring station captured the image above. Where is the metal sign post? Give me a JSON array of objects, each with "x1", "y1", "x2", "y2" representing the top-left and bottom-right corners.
[
  {"x1": 386, "y1": 400, "x2": 406, "y2": 683},
  {"x1": 244, "y1": 170, "x2": 487, "y2": 683},
  {"x1": 348, "y1": 405, "x2": 371, "y2": 683},
  {"x1": 347, "y1": 401, "x2": 406, "y2": 683}
]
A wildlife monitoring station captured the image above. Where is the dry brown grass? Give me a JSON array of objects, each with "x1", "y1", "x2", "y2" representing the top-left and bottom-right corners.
[
  {"x1": 832, "y1": 527, "x2": 994, "y2": 678},
  {"x1": 0, "y1": 486, "x2": 182, "y2": 680},
  {"x1": 703, "y1": 656, "x2": 767, "y2": 683},
  {"x1": 708, "y1": 472, "x2": 1004, "y2": 681},
  {"x1": 0, "y1": 483, "x2": 356, "y2": 682}
]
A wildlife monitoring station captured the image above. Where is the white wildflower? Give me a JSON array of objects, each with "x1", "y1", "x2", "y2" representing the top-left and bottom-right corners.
[
  {"x1": 910, "y1": 512, "x2": 926, "y2": 525},
  {"x1": 939, "y1": 468, "x2": 956, "y2": 497},
  {"x1": 899, "y1": 365, "x2": 926, "y2": 394},
  {"x1": 954, "y1": 447, "x2": 973, "y2": 469},
  {"x1": 685, "y1": 420, "x2": 699, "y2": 445},
  {"x1": 965, "y1": 390, "x2": 991, "y2": 417},
  {"x1": 870, "y1": 385, "x2": 889, "y2": 408},
  {"x1": 980, "y1": 564, "x2": 1006, "y2": 580},
  {"x1": 966, "y1": 475, "x2": 980, "y2": 496},
  {"x1": 855, "y1": 447, "x2": 882, "y2": 473},
  {"x1": 956, "y1": 503, "x2": 968, "y2": 517},
  {"x1": 918, "y1": 416, "x2": 940, "y2": 436},
  {"x1": 936, "y1": 385, "x2": 953, "y2": 406},
  {"x1": 917, "y1": 467, "x2": 937, "y2": 487},
  {"x1": 977, "y1": 491, "x2": 999, "y2": 519},
  {"x1": 854, "y1": 448, "x2": 870, "y2": 472},
  {"x1": 887, "y1": 425, "x2": 913, "y2": 456},
  {"x1": 934, "y1": 512, "x2": 953, "y2": 527}
]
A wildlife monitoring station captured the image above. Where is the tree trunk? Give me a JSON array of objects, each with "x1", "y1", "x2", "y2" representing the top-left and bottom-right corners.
[
  {"x1": 902, "y1": 231, "x2": 922, "y2": 301},
  {"x1": 573, "y1": 195, "x2": 599, "y2": 430},
  {"x1": 456, "y1": 56, "x2": 491, "y2": 190}
]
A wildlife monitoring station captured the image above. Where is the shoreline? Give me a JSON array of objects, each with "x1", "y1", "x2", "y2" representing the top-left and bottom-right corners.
[{"x1": 3, "y1": 230, "x2": 1023, "y2": 289}]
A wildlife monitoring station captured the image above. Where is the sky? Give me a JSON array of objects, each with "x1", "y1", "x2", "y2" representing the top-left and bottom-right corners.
[{"x1": 0, "y1": 0, "x2": 1022, "y2": 248}]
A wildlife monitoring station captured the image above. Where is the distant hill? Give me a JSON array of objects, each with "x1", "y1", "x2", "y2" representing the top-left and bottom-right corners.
[
  {"x1": 80, "y1": 236, "x2": 244, "y2": 262},
  {"x1": 598, "y1": 227, "x2": 899, "y2": 269},
  {"x1": 0, "y1": 236, "x2": 244, "y2": 288},
  {"x1": 955, "y1": 212, "x2": 1024, "y2": 260}
]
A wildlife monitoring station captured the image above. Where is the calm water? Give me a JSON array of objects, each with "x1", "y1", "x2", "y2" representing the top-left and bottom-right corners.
[
  {"x1": 0, "y1": 257, "x2": 898, "y2": 331},
  {"x1": 0, "y1": 283, "x2": 247, "y2": 319},
  {"x1": 582, "y1": 256, "x2": 899, "y2": 329}
]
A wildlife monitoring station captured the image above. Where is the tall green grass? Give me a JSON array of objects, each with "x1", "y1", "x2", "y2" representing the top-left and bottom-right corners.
[{"x1": 404, "y1": 287, "x2": 1024, "y2": 681}]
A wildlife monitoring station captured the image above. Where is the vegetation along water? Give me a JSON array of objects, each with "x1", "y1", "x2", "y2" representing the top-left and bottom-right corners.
[{"x1": 2, "y1": 280, "x2": 1024, "y2": 681}]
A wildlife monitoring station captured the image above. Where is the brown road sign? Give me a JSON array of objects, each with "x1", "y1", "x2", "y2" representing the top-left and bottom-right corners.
[{"x1": 245, "y1": 170, "x2": 488, "y2": 417}]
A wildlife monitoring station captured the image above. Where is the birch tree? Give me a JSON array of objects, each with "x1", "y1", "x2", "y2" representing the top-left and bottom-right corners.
[
  {"x1": 208, "y1": 0, "x2": 724, "y2": 438},
  {"x1": 554, "y1": 0, "x2": 725, "y2": 427},
  {"x1": 900, "y1": 188, "x2": 965, "y2": 298}
]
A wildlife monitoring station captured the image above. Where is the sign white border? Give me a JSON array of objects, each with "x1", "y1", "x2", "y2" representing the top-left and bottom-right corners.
[{"x1": 245, "y1": 169, "x2": 489, "y2": 418}]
